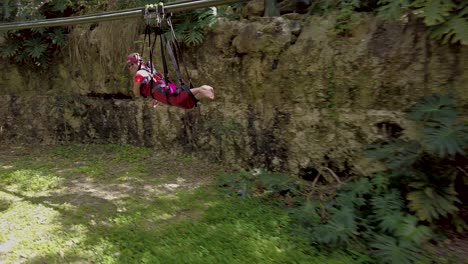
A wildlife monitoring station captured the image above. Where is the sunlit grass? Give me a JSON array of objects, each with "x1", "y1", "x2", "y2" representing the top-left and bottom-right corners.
[
  {"x1": 0, "y1": 169, "x2": 62, "y2": 193},
  {"x1": 0, "y1": 144, "x2": 365, "y2": 263}
]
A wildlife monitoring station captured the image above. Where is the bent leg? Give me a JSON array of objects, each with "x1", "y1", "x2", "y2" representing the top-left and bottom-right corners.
[{"x1": 190, "y1": 85, "x2": 214, "y2": 100}]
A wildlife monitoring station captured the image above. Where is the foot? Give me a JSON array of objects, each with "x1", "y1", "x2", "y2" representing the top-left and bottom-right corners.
[{"x1": 199, "y1": 85, "x2": 214, "y2": 100}]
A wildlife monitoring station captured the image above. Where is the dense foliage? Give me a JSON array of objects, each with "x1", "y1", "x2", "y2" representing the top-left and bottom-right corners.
[
  {"x1": 1, "y1": 0, "x2": 466, "y2": 67},
  {"x1": 0, "y1": 0, "x2": 106, "y2": 68},
  {"x1": 220, "y1": 94, "x2": 468, "y2": 263},
  {"x1": 309, "y1": 0, "x2": 468, "y2": 44},
  {"x1": 378, "y1": 0, "x2": 468, "y2": 44}
]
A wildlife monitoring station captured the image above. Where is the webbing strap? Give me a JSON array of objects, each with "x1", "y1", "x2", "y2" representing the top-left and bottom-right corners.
[
  {"x1": 158, "y1": 25, "x2": 171, "y2": 105},
  {"x1": 167, "y1": 16, "x2": 194, "y2": 88},
  {"x1": 165, "y1": 35, "x2": 184, "y2": 85}
]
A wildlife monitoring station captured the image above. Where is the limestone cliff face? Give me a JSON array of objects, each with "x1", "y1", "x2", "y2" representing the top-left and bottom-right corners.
[{"x1": 0, "y1": 14, "x2": 466, "y2": 175}]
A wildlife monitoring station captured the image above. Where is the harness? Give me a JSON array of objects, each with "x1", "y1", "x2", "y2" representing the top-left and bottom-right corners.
[{"x1": 141, "y1": 3, "x2": 198, "y2": 107}]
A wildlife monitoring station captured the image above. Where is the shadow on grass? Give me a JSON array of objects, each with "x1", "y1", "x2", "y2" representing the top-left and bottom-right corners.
[
  {"x1": 0, "y1": 197, "x2": 12, "y2": 212},
  {"x1": 0, "y1": 187, "x2": 118, "y2": 221},
  {"x1": 54, "y1": 195, "x2": 361, "y2": 263}
]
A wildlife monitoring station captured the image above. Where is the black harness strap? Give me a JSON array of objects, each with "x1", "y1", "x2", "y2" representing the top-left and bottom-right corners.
[
  {"x1": 141, "y1": 4, "x2": 198, "y2": 108},
  {"x1": 164, "y1": 32, "x2": 198, "y2": 106},
  {"x1": 165, "y1": 35, "x2": 183, "y2": 85},
  {"x1": 163, "y1": 15, "x2": 198, "y2": 105},
  {"x1": 157, "y1": 23, "x2": 172, "y2": 105},
  {"x1": 167, "y1": 15, "x2": 194, "y2": 88}
]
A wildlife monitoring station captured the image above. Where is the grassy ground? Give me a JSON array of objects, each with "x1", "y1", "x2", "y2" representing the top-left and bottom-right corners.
[{"x1": 0, "y1": 144, "x2": 360, "y2": 264}]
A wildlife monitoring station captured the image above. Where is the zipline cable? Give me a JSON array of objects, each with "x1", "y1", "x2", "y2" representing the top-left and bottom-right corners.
[{"x1": 0, "y1": 0, "x2": 244, "y2": 31}]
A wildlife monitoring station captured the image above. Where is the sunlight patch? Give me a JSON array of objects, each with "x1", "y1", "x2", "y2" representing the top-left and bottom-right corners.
[{"x1": 1, "y1": 169, "x2": 63, "y2": 192}]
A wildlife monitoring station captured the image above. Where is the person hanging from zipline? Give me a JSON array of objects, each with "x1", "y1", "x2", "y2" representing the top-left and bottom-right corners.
[
  {"x1": 128, "y1": 3, "x2": 214, "y2": 109},
  {"x1": 127, "y1": 53, "x2": 214, "y2": 109}
]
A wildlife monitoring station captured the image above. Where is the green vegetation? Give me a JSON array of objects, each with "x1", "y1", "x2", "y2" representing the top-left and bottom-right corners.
[
  {"x1": 0, "y1": 144, "x2": 362, "y2": 263},
  {"x1": 0, "y1": 0, "x2": 104, "y2": 68},
  {"x1": 0, "y1": 94, "x2": 466, "y2": 263},
  {"x1": 219, "y1": 94, "x2": 468, "y2": 264},
  {"x1": 377, "y1": 0, "x2": 468, "y2": 44},
  {"x1": 2, "y1": 0, "x2": 466, "y2": 68},
  {"x1": 367, "y1": 94, "x2": 468, "y2": 227},
  {"x1": 308, "y1": 0, "x2": 468, "y2": 43}
]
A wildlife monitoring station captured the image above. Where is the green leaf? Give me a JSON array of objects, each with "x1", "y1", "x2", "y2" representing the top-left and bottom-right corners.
[
  {"x1": 407, "y1": 185, "x2": 460, "y2": 222},
  {"x1": 2, "y1": 0, "x2": 13, "y2": 20},
  {"x1": 366, "y1": 140, "x2": 421, "y2": 171},
  {"x1": 183, "y1": 29, "x2": 204, "y2": 46},
  {"x1": 378, "y1": 0, "x2": 411, "y2": 20},
  {"x1": 258, "y1": 172, "x2": 295, "y2": 192},
  {"x1": 378, "y1": 213, "x2": 405, "y2": 233},
  {"x1": 370, "y1": 235, "x2": 422, "y2": 264},
  {"x1": 422, "y1": 122, "x2": 468, "y2": 157},
  {"x1": 290, "y1": 200, "x2": 322, "y2": 227},
  {"x1": 430, "y1": 9, "x2": 468, "y2": 44},
  {"x1": 406, "y1": 94, "x2": 457, "y2": 123},
  {"x1": 452, "y1": 214, "x2": 468, "y2": 233},
  {"x1": 444, "y1": 14, "x2": 468, "y2": 45},
  {"x1": 395, "y1": 215, "x2": 432, "y2": 244},
  {"x1": 372, "y1": 189, "x2": 404, "y2": 217},
  {"x1": 342, "y1": 177, "x2": 373, "y2": 197},
  {"x1": 51, "y1": 0, "x2": 70, "y2": 12},
  {"x1": 0, "y1": 43, "x2": 18, "y2": 58},
  {"x1": 31, "y1": 26, "x2": 47, "y2": 34},
  {"x1": 313, "y1": 207, "x2": 357, "y2": 246},
  {"x1": 24, "y1": 38, "x2": 48, "y2": 59},
  {"x1": 412, "y1": 0, "x2": 456, "y2": 26},
  {"x1": 14, "y1": 51, "x2": 29, "y2": 63},
  {"x1": 48, "y1": 28, "x2": 67, "y2": 46},
  {"x1": 371, "y1": 174, "x2": 389, "y2": 193}
]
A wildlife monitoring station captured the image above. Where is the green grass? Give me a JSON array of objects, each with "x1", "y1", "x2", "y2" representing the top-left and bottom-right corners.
[{"x1": 0, "y1": 144, "x2": 364, "y2": 264}]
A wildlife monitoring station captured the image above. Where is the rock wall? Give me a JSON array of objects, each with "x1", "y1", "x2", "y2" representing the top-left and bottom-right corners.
[{"x1": 0, "y1": 14, "x2": 467, "y2": 175}]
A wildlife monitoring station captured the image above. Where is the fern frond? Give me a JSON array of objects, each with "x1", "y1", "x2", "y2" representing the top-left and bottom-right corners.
[
  {"x1": 197, "y1": 8, "x2": 217, "y2": 28},
  {"x1": 366, "y1": 140, "x2": 421, "y2": 171},
  {"x1": 342, "y1": 177, "x2": 373, "y2": 197},
  {"x1": 335, "y1": 192, "x2": 365, "y2": 207},
  {"x1": 430, "y1": 6, "x2": 468, "y2": 45},
  {"x1": 313, "y1": 207, "x2": 357, "y2": 246},
  {"x1": 48, "y1": 28, "x2": 66, "y2": 46},
  {"x1": 395, "y1": 215, "x2": 432, "y2": 244},
  {"x1": 184, "y1": 29, "x2": 204, "y2": 46},
  {"x1": 378, "y1": 0, "x2": 411, "y2": 20},
  {"x1": 370, "y1": 235, "x2": 422, "y2": 264},
  {"x1": 412, "y1": 0, "x2": 457, "y2": 26},
  {"x1": 1, "y1": 0, "x2": 13, "y2": 20},
  {"x1": 421, "y1": 122, "x2": 468, "y2": 157},
  {"x1": 377, "y1": 213, "x2": 406, "y2": 233},
  {"x1": 406, "y1": 94, "x2": 457, "y2": 123},
  {"x1": 258, "y1": 172, "x2": 295, "y2": 192},
  {"x1": 452, "y1": 214, "x2": 468, "y2": 233},
  {"x1": 372, "y1": 189, "x2": 404, "y2": 217},
  {"x1": 290, "y1": 200, "x2": 322, "y2": 227},
  {"x1": 0, "y1": 43, "x2": 17, "y2": 58},
  {"x1": 14, "y1": 51, "x2": 29, "y2": 63},
  {"x1": 51, "y1": 0, "x2": 70, "y2": 12},
  {"x1": 371, "y1": 174, "x2": 390, "y2": 193},
  {"x1": 24, "y1": 38, "x2": 48, "y2": 58},
  {"x1": 447, "y1": 13, "x2": 468, "y2": 45},
  {"x1": 407, "y1": 185, "x2": 460, "y2": 222},
  {"x1": 31, "y1": 26, "x2": 47, "y2": 34}
]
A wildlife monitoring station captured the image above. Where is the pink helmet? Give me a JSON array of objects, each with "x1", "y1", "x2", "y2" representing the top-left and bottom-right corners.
[{"x1": 126, "y1": 53, "x2": 142, "y2": 65}]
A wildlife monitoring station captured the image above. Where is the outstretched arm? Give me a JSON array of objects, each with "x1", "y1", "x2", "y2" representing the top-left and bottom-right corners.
[{"x1": 132, "y1": 81, "x2": 141, "y2": 97}]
